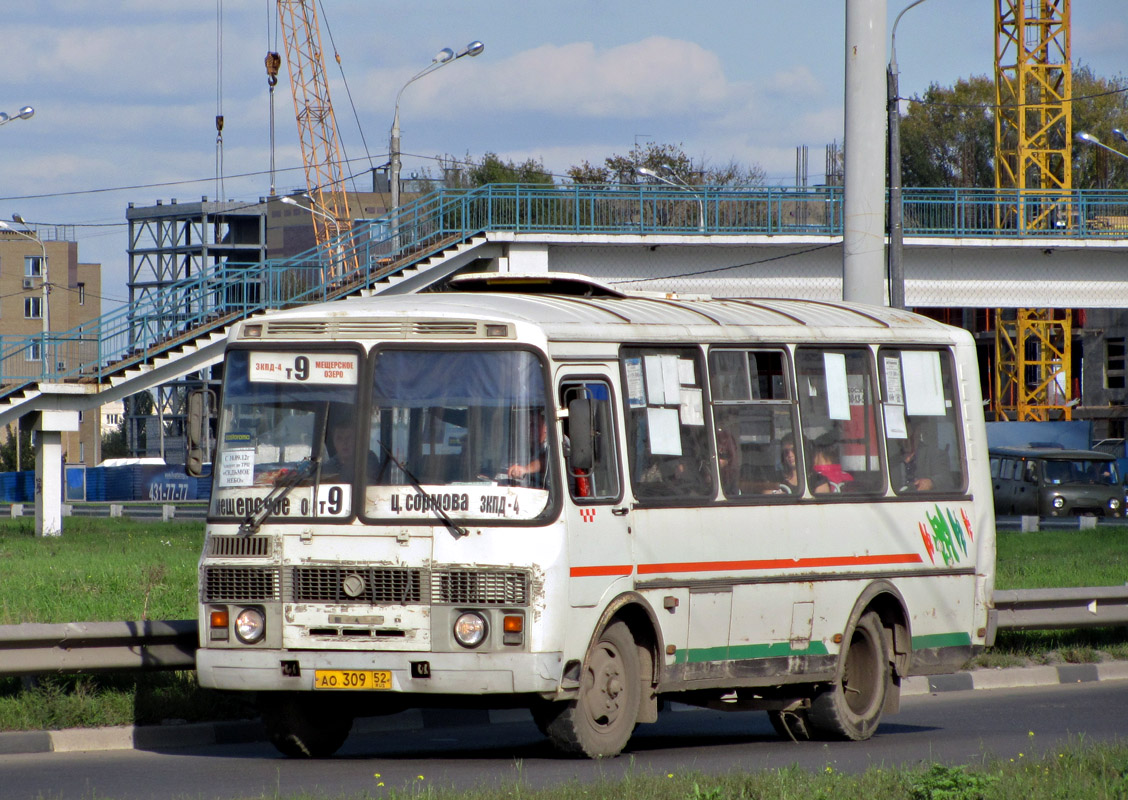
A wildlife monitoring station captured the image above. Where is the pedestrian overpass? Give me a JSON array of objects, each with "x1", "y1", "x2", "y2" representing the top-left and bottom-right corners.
[{"x1": 4, "y1": 183, "x2": 1127, "y2": 533}]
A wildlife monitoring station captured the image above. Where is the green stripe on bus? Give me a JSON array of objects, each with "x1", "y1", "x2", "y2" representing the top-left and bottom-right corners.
[
  {"x1": 911, "y1": 631, "x2": 973, "y2": 649},
  {"x1": 676, "y1": 641, "x2": 831, "y2": 664}
]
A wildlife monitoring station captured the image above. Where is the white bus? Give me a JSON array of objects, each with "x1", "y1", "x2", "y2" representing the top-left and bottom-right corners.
[{"x1": 192, "y1": 274, "x2": 995, "y2": 759}]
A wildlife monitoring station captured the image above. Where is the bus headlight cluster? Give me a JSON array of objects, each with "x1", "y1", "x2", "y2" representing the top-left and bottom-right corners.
[
  {"x1": 234, "y1": 607, "x2": 266, "y2": 644},
  {"x1": 1052, "y1": 496, "x2": 1065, "y2": 509},
  {"x1": 1110, "y1": 498, "x2": 1121, "y2": 512},
  {"x1": 453, "y1": 612, "x2": 488, "y2": 648}
]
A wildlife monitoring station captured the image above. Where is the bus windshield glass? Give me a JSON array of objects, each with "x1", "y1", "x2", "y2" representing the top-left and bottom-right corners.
[
  {"x1": 210, "y1": 349, "x2": 361, "y2": 522},
  {"x1": 364, "y1": 349, "x2": 553, "y2": 522}
]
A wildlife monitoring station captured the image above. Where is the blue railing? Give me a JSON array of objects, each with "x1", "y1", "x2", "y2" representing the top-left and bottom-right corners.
[{"x1": 3, "y1": 184, "x2": 1128, "y2": 389}]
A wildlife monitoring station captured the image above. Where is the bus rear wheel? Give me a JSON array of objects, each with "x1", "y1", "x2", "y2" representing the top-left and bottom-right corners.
[
  {"x1": 260, "y1": 692, "x2": 354, "y2": 758},
  {"x1": 540, "y1": 620, "x2": 641, "y2": 758},
  {"x1": 807, "y1": 611, "x2": 890, "y2": 741}
]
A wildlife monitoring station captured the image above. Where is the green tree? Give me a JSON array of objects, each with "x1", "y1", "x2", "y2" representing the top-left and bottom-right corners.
[
  {"x1": 1070, "y1": 65, "x2": 1128, "y2": 189},
  {"x1": 467, "y1": 152, "x2": 553, "y2": 186},
  {"x1": 101, "y1": 426, "x2": 128, "y2": 460},
  {"x1": 899, "y1": 68, "x2": 1128, "y2": 189},
  {"x1": 0, "y1": 424, "x2": 35, "y2": 472},
  {"x1": 568, "y1": 141, "x2": 765, "y2": 187},
  {"x1": 900, "y1": 75, "x2": 996, "y2": 188}
]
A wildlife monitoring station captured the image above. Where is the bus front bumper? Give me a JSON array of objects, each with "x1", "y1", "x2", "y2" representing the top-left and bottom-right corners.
[{"x1": 196, "y1": 647, "x2": 564, "y2": 694}]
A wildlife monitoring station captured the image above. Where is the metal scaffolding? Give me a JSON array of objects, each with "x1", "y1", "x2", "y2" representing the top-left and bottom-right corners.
[{"x1": 993, "y1": 0, "x2": 1073, "y2": 420}]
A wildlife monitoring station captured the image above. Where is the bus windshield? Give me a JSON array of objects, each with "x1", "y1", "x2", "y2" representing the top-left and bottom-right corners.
[
  {"x1": 364, "y1": 349, "x2": 552, "y2": 522},
  {"x1": 210, "y1": 349, "x2": 362, "y2": 523}
]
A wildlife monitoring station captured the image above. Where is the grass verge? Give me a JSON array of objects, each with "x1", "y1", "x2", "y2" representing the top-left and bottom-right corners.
[{"x1": 205, "y1": 740, "x2": 1128, "y2": 800}]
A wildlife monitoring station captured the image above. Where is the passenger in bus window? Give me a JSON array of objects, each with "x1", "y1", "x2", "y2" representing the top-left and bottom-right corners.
[
  {"x1": 714, "y1": 419, "x2": 742, "y2": 496},
  {"x1": 893, "y1": 420, "x2": 950, "y2": 492},
  {"x1": 811, "y1": 436, "x2": 853, "y2": 493},
  {"x1": 774, "y1": 433, "x2": 801, "y2": 494}
]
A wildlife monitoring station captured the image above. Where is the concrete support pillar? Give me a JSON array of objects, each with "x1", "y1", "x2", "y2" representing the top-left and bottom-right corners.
[
  {"x1": 500, "y1": 243, "x2": 550, "y2": 274},
  {"x1": 843, "y1": 0, "x2": 887, "y2": 306},
  {"x1": 31, "y1": 409, "x2": 80, "y2": 537}
]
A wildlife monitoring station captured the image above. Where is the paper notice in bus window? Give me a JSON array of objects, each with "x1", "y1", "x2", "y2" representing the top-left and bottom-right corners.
[
  {"x1": 884, "y1": 403, "x2": 908, "y2": 439},
  {"x1": 218, "y1": 448, "x2": 255, "y2": 487},
  {"x1": 902, "y1": 351, "x2": 945, "y2": 416},
  {"x1": 883, "y1": 356, "x2": 904, "y2": 405},
  {"x1": 248, "y1": 352, "x2": 358, "y2": 385},
  {"x1": 677, "y1": 358, "x2": 696, "y2": 386},
  {"x1": 645, "y1": 355, "x2": 681, "y2": 406},
  {"x1": 625, "y1": 358, "x2": 646, "y2": 408},
  {"x1": 823, "y1": 352, "x2": 851, "y2": 420},
  {"x1": 647, "y1": 407, "x2": 683, "y2": 455},
  {"x1": 679, "y1": 387, "x2": 704, "y2": 426}
]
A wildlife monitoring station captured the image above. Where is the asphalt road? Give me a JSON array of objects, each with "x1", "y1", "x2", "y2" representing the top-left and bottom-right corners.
[{"x1": 1, "y1": 681, "x2": 1125, "y2": 800}]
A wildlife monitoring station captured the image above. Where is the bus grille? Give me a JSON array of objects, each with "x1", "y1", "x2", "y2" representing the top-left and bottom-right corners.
[
  {"x1": 290, "y1": 567, "x2": 425, "y2": 604},
  {"x1": 202, "y1": 566, "x2": 280, "y2": 602},
  {"x1": 207, "y1": 535, "x2": 271, "y2": 558},
  {"x1": 432, "y1": 569, "x2": 528, "y2": 605}
]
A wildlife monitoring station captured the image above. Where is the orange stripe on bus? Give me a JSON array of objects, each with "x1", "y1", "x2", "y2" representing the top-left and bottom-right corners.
[
  {"x1": 636, "y1": 553, "x2": 923, "y2": 575},
  {"x1": 570, "y1": 564, "x2": 634, "y2": 577}
]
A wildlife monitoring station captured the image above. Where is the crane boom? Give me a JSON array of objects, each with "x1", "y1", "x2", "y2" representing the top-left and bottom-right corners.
[{"x1": 276, "y1": 0, "x2": 357, "y2": 276}]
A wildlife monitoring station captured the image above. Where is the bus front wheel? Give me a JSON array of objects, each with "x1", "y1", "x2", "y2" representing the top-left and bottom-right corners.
[
  {"x1": 807, "y1": 611, "x2": 890, "y2": 741},
  {"x1": 260, "y1": 692, "x2": 354, "y2": 758},
  {"x1": 539, "y1": 620, "x2": 641, "y2": 758}
]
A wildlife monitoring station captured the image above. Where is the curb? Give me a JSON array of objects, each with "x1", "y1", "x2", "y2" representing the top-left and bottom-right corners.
[{"x1": 3, "y1": 663, "x2": 1127, "y2": 757}]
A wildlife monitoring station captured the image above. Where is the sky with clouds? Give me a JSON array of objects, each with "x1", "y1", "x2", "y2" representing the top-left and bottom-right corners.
[{"x1": 2, "y1": 1, "x2": 1126, "y2": 306}]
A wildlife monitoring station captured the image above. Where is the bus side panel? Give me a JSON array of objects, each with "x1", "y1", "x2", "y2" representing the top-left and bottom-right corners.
[{"x1": 633, "y1": 497, "x2": 984, "y2": 690}]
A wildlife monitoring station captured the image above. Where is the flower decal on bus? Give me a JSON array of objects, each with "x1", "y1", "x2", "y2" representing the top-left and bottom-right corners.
[{"x1": 919, "y1": 505, "x2": 974, "y2": 566}]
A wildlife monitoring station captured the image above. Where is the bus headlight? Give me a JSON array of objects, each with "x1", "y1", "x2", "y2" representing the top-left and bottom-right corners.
[
  {"x1": 234, "y1": 607, "x2": 266, "y2": 644},
  {"x1": 453, "y1": 612, "x2": 488, "y2": 648},
  {"x1": 1052, "y1": 496, "x2": 1065, "y2": 509},
  {"x1": 1110, "y1": 498, "x2": 1121, "y2": 511}
]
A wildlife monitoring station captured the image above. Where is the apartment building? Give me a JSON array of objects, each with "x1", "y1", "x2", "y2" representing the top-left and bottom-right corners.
[{"x1": 0, "y1": 227, "x2": 103, "y2": 465}]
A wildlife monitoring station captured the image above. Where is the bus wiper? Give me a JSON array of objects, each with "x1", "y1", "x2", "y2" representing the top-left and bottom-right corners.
[
  {"x1": 239, "y1": 457, "x2": 319, "y2": 536},
  {"x1": 376, "y1": 442, "x2": 467, "y2": 540}
]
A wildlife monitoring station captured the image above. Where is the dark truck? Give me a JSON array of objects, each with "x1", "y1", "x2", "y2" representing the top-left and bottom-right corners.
[{"x1": 990, "y1": 446, "x2": 1123, "y2": 519}]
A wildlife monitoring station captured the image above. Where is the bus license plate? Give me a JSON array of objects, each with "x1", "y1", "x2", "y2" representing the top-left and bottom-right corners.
[{"x1": 313, "y1": 669, "x2": 392, "y2": 690}]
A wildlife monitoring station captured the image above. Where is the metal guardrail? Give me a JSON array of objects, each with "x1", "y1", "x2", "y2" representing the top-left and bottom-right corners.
[
  {"x1": 0, "y1": 620, "x2": 196, "y2": 677},
  {"x1": 1, "y1": 586, "x2": 1126, "y2": 678},
  {"x1": 993, "y1": 587, "x2": 1128, "y2": 631}
]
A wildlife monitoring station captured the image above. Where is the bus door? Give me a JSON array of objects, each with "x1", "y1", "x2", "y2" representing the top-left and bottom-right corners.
[{"x1": 558, "y1": 372, "x2": 631, "y2": 608}]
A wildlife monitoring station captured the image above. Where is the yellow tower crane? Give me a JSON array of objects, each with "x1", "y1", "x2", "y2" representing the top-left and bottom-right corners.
[
  {"x1": 273, "y1": 0, "x2": 357, "y2": 278},
  {"x1": 993, "y1": 0, "x2": 1073, "y2": 420}
]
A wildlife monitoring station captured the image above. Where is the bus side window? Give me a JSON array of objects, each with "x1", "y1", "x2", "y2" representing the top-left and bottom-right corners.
[
  {"x1": 621, "y1": 346, "x2": 714, "y2": 502},
  {"x1": 796, "y1": 347, "x2": 884, "y2": 495},
  {"x1": 561, "y1": 380, "x2": 621, "y2": 502},
  {"x1": 707, "y1": 347, "x2": 799, "y2": 499},
  {"x1": 878, "y1": 347, "x2": 967, "y2": 495}
]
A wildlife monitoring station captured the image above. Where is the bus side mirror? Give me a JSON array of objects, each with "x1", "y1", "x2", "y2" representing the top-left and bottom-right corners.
[
  {"x1": 1024, "y1": 462, "x2": 1038, "y2": 484},
  {"x1": 186, "y1": 388, "x2": 215, "y2": 477},
  {"x1": 568, "y1": 398, "x2": 594, "y2": 472}
]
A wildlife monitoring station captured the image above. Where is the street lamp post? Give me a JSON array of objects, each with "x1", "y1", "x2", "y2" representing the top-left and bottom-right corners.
[
  {"x1": 887, "y1": 0, "x2": 929, "y2": 310},
  {"x1": 1076, "y1": 131, "x2": 1128, "y2": 163},
  {"x1": 281, "y1": 196, "x2": 345, "y2": 280},
  {"x1": 389, "y1": 41, "x2": 484, "y2": 213},
  {"x1": 0, "y1": 216, "x2": 49, "y2": 377},
  {"x1": 636, "y1": 166, "x2": 705, "y2": 231},
  {"x1": 0, "y1": 106, "x2": 34, "y2": 128}
]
